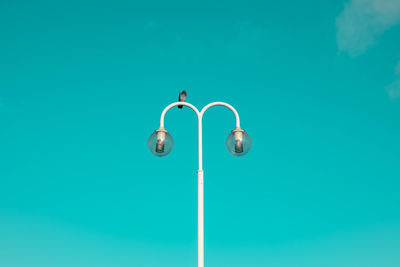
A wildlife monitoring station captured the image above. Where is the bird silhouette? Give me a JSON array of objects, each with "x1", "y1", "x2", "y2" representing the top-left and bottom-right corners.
[{"x1": 178, "y1": 90, "x2": 187, "y2": 109}]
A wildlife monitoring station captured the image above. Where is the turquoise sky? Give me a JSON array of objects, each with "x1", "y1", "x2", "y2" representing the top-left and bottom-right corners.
[{"x1": 1, "y1": 0, "x2": 400, "y2": 266}]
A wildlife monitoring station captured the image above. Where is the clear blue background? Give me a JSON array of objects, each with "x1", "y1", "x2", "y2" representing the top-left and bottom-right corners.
[{"x1": 1, "y1": 0, "x2": 400, "y2": 266}]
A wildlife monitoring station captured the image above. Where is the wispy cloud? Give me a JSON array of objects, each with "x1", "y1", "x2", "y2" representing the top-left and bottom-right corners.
[
  {"x1": 336, "y1": 0, "x2": 400, "y2": 57},
  {"x1": 336, "y1": 0, "x2": 400, "y2": 99},
  {"x1": 386, "y1": 61, "x2": 400, "y2": 99},
  {"x1": 386, "y1": 80, "x2": 400, "y2": 98}
]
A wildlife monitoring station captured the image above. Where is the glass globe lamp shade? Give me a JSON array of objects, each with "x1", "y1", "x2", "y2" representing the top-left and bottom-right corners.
[
  {"x1": 226, "y1": 128, "x2": 251, "y2": 156},
  {"x1": 148, "y1": 129, "x2": 173, "y2": 157}
]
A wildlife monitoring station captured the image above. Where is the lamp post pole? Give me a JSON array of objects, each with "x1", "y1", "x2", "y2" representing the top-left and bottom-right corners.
[{"x1": 149, "y1": 101, "x2": 251, "y2": 267}]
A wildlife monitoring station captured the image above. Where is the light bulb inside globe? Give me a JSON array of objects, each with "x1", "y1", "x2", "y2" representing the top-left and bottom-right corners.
[
  {"x1": 148, "y1": 129, "x2": 173, "y2": 157},
  {"x1": 234, "y1": 130, "x2": 244, "y2": 153},
  {"x1": 156, "y1": 131, "x2": 166, "y2": 153},
  {"x1": 226, "y1": 128, "x2": 251, "y2": 156}
]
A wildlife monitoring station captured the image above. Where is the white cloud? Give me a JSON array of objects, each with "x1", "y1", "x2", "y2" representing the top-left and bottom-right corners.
[
  {"x1": 336, "y1": 0, "x2": 400, "y2": 56},
  {"x1": 386, "y1": 61, "x2": 400, "y2": 99},
  {"x1": 386, "y1": 80, "x2": 400, "y2": 99}
]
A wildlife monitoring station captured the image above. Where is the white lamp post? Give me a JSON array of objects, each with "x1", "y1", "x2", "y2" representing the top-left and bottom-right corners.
[{"x1": 148, "y1": 101, "x2": 251, "y2": 267}]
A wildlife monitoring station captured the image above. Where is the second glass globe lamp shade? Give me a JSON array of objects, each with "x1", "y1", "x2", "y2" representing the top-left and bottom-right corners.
[{"x1": 226, "y1": 128, "x2": 251, "y2": 156}]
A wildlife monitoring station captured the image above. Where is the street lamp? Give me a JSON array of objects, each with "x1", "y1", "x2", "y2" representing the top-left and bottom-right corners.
[{"x1": 148, "y1": 101, "x2": 251, "y2": 267}]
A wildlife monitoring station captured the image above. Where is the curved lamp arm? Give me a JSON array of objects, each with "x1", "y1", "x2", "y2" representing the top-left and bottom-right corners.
[
  {"x1": 159, "y1": 102, "x2": 200, "y2": 129},
  {"x1": 200, "y1": 101, "x2": 240, "y2": 128},
  {"x1": 159, "y1": 101, "x2": 240, "y2": 129}
]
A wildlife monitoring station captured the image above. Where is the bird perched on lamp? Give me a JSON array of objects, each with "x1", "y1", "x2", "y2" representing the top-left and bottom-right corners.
[{"x1": 178, "y1": 90, "x2": 187, "y2": 109}]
